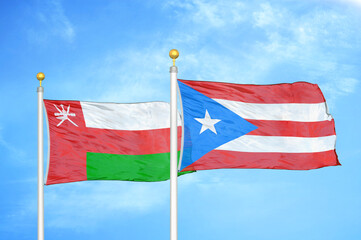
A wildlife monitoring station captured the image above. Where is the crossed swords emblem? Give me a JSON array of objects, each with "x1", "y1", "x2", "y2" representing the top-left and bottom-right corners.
[{"x1": 53, "y1": 104, "x2": 78, "y2": 127}]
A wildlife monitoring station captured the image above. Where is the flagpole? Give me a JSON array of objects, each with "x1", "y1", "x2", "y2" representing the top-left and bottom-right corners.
[
  {"x1": 37, "y1": 72, "x2": 45, "y2": 240},
  {"x1": 169, "y1": 49, "x2": 179, "y2": 240}
]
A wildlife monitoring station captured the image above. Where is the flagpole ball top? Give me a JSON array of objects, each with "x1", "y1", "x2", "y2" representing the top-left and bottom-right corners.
[
  {"x1": 37, "y1": 72, "x2": 45, "y2": 81},
  {"x1": 169, "y1": 49, "x2": 179, "y2": 66},
  {"x1": 169, "y1": 49, "x2": 179, "y2": 60}
]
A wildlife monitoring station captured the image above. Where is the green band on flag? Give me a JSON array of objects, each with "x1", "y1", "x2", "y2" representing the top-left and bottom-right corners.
[{"x1": 86, "y1": 152, "x2": 192, "y2": 182}]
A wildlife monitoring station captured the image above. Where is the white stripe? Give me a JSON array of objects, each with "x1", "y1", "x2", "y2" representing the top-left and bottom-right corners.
[
  {"x1": 81, "y1": 101, "x2": 180, "y2": 130},
  {"x1": 216, "y1": 135, "x2": 336, "y2": 153},
  {"x1": 214, "y1": 99, "x2": 332, "y2": 122}
]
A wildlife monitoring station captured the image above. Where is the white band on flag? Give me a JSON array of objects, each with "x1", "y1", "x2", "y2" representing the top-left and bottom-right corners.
[
  {"x1": 81, "y1": 101, "x2": 181, "y2": 130},
  {"x1": 217, "y1": 135, "x2": 336, "y2": 153},
  {"x1": 215, "y1": 99, "x2": 332, "y2": 122}
]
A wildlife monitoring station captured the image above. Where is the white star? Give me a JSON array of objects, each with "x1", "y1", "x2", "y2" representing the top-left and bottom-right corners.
[{"x1": 194, "y1": 110, "x2": 221, "y2": 134}]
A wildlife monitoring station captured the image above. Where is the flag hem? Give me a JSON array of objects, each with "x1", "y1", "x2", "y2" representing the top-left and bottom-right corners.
[
  {"x1": 44, "y1": 100, "x2": 51, "y2": 186},
  {"x1": 177, "y1": 81, "x2": 185, "y2": 171}
]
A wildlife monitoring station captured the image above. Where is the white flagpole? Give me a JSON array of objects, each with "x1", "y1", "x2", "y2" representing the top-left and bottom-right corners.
[
  {"x1": 169, "y1": 49, "x2": 179, "y2": 240},
  {"x1": 37, "y1": 72, "x2": 45, "y2": 240}
]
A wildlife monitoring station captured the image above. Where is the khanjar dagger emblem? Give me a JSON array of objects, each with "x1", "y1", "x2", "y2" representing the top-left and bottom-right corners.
[{"x1": 53, "y1": 104, "x2": 78, "y2": 127}]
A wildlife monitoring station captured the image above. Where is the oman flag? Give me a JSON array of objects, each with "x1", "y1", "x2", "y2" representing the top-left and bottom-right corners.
[
  {"x1": 178, "y1": 79, "x2": 339, "y2": 171},
  {"x1": 44, "y1": 100, "x2": 186, "y2": 185}
]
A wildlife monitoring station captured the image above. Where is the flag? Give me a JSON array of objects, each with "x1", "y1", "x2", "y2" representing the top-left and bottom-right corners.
[
  {"x1": 44, "y1": 100, "x2": 188, "y2": 185},
  {"x1": 178, "y1": 79, "x2": 339, "y2": 171}
]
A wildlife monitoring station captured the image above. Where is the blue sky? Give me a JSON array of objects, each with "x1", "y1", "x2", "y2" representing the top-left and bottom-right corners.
[{"x1": 1, "y1": 0, "x2": 361, "y2": 239}]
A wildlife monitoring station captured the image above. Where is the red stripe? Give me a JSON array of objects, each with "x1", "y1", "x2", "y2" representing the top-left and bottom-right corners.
[
  {"x1": 247, "y1": 119, "x2": 336, "y2": 137},
  {"x1": 83, "y1": 128, "x2": 179, "y2": 155},
  {"x1": 179, "y1": 79, "x2": 326, "y2": 103},
  {"x1": 45, "y1": 100, "x2": 87, "y2": 185},
  {"x1": 182, "y1": 150, "x2": 340, "y2": 171},
  {"x1": 44, "y1": 100, "x2": 181, "y2": 185}
]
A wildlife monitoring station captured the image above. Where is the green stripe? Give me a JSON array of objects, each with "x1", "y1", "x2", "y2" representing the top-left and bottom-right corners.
[{"x1": 86, "y1": 152, "x2": 193, "y2": 182}]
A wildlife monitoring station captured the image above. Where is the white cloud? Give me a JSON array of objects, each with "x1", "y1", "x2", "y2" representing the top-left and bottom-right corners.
[
  {"x1": 5, "y1": 172, "x2": 275, "y2": 231},
  {"x1": 338, "y1": 78, "x2": 359, "y2": 93},
  {"x1": 333, "y1": 0, "x2": 361, "y2": 7},
  {"x1": 178, "y1": 170, "x2": 295, "y2": 224},
  {"x1": 253, "y1": 2, "x2": 284, "y2": 28},
  {"x1": 165, "y1": 0, "x2": 246, "y2": 28},
  {"x1": 85, "y1": 1, "x2": 360, "y2": 109},
  {"x1": 42, "y1": 174, "x2": 199, "y2": 230},
  {"x1": 29, "y1": 0, "x2": 75, "y2": 43},
  {"x1": 0, "y1": 126, "x2": 26, "y2": 161},
  {"x1": 2, "y1": 172, "x2": 197, "y2": 231},
  {"x1": 41, "y1": 0, "x2": 360, "y2": 116},
  {"x1": 248, "y1": 3, "x2": 361, "y2": 108},
  {"x1": 44, "y1": 181, "x2": 169, "y2": 229},
  {"x1": 320, "y1": 77, "x2": 359, "y2": 108},
  {"x1": 81, "y1": 47, "x2": 172, "y2": 103}
]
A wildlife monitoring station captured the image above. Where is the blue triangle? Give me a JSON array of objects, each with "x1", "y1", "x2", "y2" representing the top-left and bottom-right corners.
[{"x1": 178, "y1": 81, "x2": 258, "y2": 171}]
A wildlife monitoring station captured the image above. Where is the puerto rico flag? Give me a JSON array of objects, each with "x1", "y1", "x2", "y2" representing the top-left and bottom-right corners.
[{"x1": 177, "y1": 79, "x2": 339, "y2": 172}]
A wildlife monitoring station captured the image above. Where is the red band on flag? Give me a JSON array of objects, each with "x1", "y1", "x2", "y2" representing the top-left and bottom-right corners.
[
  {"x1": 246, "y1": 119, "x2": 336, "y2": 137},
  {"x1": 179, "y1": 79, "x2": 326, "y2": 103},
  {"x1": 182, "y1": 150, "x2": 340, "y2": 171}
]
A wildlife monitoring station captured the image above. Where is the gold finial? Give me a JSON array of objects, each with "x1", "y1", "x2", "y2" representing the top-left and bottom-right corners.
[
  {"x1": 169, "y1": 49, "x2": 179, "y2": 66},
  {"x1": 36, "y1": 72, "x2": 45, "y2": 86}
]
